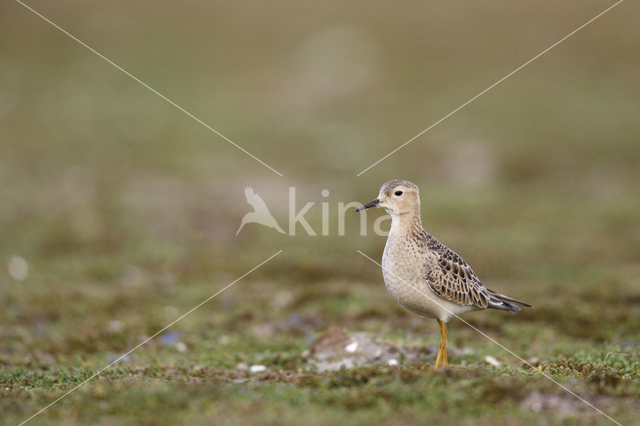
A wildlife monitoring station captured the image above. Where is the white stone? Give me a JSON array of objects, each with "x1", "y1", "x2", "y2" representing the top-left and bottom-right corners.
[
  {"x1": 345, "y1": 341, "x2": 359, "y2": 353},
  {"x1": 8, "y1": 256, "x2": 28, "y2": 281},
  {"x1": 250, "y1": 365, "x2": 267, "y2": 373},
  {"x1": 484, "y1": 355, "x2": 501, "y2": 367}
]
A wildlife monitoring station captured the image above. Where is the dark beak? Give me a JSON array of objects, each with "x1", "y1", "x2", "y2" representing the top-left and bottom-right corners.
[{"x1": 356, "y1": 199, "x2": 379, "y2": 212}]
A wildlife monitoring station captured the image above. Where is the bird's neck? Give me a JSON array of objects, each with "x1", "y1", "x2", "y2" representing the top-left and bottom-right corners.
[{"x1": 389, "y1": 210, "x2": 423, "y2": 238}]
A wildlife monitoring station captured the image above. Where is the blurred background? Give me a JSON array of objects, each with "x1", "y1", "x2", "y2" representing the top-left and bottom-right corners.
[{"x1": 1, "y1": 0, "x2": 640, "y2": 423}]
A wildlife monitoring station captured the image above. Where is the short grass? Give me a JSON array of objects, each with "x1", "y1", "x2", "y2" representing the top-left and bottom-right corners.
[{"x1": 2, "y1": 1, "x2": 640, "y2": 425}]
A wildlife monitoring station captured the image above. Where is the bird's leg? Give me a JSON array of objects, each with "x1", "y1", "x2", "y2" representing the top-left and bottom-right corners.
[
  {"x1": 434, "y1": 319, "x2": 449, "y2": 370},
  {"x1": 440, "y1": 320, "x2": 449, "y2": 367},
  {"x1": 434, "y1": 339, "x2": 443, "y2": 370}
]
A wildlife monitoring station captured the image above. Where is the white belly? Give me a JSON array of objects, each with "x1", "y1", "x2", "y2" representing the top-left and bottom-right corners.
[{"x1": 382, "y1": 242, "x2": 475, "y2": 322}]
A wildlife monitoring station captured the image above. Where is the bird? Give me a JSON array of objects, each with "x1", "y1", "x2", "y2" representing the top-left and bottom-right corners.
[
  {"x1": 356, "y1": 179, "x2": 531, "y2": 369},
  {"x1": 236, "y1": 187, "x2": 285, "y2": 235}
]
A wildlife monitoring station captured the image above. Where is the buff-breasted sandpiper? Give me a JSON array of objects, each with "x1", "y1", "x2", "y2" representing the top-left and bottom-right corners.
[{"x1": 357, "y1": 179, "x2": 532, "y2": 369}]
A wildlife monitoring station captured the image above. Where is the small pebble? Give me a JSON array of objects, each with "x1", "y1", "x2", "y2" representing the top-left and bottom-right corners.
[
  {"x1": 484, "y1": 355, "x2": 501, "y2": 367},
  {"x1": 8, "y1": 256, "x2": 29, "y2": 281},
  {"x1": 250, "y1": 365, "x2": 267, "y2": 373},
  {"x1": 345, "y1": 341, "x2": 359, "y2": 353},
  {"x1": 387, "y1": 359, "x2": 398, "y2": 366}
]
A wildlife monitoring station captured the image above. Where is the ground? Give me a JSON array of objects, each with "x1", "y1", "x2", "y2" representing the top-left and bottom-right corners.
[{"x1": 1, "y1": 1, "x2": 640, "y2": 425}]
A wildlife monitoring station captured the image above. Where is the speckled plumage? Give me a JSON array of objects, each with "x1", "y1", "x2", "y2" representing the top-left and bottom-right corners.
[{"x1": 358, "y1": 179, "x2": 531, "y2": 368}]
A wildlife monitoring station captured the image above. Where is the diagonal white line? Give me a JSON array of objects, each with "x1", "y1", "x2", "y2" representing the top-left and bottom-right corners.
[
  {"x1": 357, "y1": 0, "x2": 625, "y2": 176},
  {"x1": 357, "y1": 250, "x2": 622, "y2": 426},
  {"x1": 18, "y1": 250, "x2": 283, "y2": 426},
  {"x1": 15, "y1": 0, "x2": 283, "y2": 177}
]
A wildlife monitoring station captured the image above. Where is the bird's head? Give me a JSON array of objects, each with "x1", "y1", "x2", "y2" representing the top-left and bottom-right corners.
[{"x1": 356, "y1": 179, "x2": 420, "y2": 216}]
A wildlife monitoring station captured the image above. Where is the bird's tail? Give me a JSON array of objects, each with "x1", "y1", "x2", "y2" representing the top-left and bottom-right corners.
[{"x1": 486, "y1": 289, "x2": 532, "y2": 313}]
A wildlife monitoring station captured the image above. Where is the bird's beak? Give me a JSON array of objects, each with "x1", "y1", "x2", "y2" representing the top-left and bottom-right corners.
[{"x1": 356, "y1": 199, "x2": 379, "y2": 212}]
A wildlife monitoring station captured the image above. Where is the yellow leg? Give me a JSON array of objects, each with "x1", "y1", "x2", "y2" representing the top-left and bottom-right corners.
[
  {"x1": 440, "y1": 320, "x2": 450, "y2": 368},
  {"x1": 434, "y1": 319, "x2": 449, "y2": 370},
  {"x1": 434, "y1": 340, "x2": 443, "y2": 370}
]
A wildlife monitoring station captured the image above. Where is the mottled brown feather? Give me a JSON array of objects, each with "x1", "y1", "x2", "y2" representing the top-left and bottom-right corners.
[
  {"x1": 424, "y1": 230, "x2": 490, "y2": 309},
  {"x1": 422, "y1": 229, "x2": 531, "y2": 312}
]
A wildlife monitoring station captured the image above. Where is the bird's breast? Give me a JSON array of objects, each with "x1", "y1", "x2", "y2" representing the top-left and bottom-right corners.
[
  {"x1": 382, "y1": 235, "x2": 431, "y2": 311},
  {"x1": 381, "y1": 233, "x2": 468, "y2": 321}
]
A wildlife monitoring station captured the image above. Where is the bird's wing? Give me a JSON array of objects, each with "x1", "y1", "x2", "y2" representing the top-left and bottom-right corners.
[
  {"x1": 424, "y1": 231, "x2": 490, "y2": 309},
  {"x1": 424, "y1": 231, "x2": 530, "y2": 312},
  {"x1": 244, "y1": 186, "x2": 255, "y2": 203},
  {"x1": 244, "y1": 186, "x2": 269, "y2": 212}
]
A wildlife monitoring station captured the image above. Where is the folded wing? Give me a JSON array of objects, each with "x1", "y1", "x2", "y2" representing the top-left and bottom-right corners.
[{"x1": 424, "y1": 231, "x2": 531, "y2": 312}]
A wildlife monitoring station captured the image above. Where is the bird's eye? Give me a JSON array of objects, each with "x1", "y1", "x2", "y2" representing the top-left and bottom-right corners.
[{"x1": 394, "y1": 190, "x2": 403, "y2": 196}]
